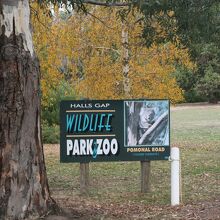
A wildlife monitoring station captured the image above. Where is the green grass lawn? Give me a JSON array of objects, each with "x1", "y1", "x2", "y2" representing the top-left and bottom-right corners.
[
  {"x1": 171, "y1": 105, "x2": 220, "y2": 145},
  {"x1": 44, "y1": 105, "x2": 220, "y2": 206}
]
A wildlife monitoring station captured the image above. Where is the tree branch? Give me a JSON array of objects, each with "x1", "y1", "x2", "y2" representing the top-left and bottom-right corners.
[
  {"x1": 82, "y1": 0, "x2": 131, "y2": 7},
  {"x1": 86, "y1": 11, "x2": 115, "y2": 29},
  {"x1": 92, "y1": 46, "x2": 121, "y2": 54},
  {"x1": 30, "y1": 6, "x2": 51, "y2": 31}
]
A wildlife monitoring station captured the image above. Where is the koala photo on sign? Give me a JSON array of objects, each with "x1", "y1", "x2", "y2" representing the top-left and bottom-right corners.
[{"x1": 124, "y1": 100, "x2": 169, "y2": 147}]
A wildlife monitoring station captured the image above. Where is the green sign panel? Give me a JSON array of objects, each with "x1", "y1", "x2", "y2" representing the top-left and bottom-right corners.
[{"x1": 60, "y1": 100, "x2": 170, "y2": 162}]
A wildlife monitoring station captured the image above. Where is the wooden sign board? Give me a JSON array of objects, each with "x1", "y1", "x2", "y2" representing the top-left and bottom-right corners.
[{"x1": 60, "y1": 100, "x2": 170, "y2": 162}]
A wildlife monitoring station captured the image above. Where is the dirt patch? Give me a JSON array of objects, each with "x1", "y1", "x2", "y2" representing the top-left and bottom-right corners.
[
  {"x1": 176, "y1": 199, "x2": 220, "y2": 220},
  {"x1": 43, "y1": 197, "x2": 220, "y2": 220},
  {"x1": 44, "y1": 144, "x2": 60, "y2": 156}
]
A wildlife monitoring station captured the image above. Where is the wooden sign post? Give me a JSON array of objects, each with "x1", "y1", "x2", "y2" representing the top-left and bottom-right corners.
[
  {"x1": 80, "y1": 163, "x2": 89, "y2": 194},
  {"x1": 141, "y1": 161, "x2": 151, "y2": 193}
]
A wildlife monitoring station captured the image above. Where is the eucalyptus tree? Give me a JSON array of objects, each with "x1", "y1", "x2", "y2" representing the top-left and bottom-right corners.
[{"x1": 0, "y1": 1, "x2": 55, "y2": 219}]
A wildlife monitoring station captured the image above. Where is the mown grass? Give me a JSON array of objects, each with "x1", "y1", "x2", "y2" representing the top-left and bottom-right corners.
[
  {"x1": 44, "y1": 105, "x2": 220, "y2": 205},
  {"x1": 171, "y1": 105, "x2": 220, "y2": 145}
]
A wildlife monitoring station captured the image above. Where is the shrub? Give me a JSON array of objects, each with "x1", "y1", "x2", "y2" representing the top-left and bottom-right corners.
[
  {"x1": 42, "y1": 121, "x2": 60, "y2": 144},
  {"x1": 42, "y1": 80, "x2": 76, "y2": 126},
  {"x1": 195, "y1": 66, "x2": 220, "y2": 103}
]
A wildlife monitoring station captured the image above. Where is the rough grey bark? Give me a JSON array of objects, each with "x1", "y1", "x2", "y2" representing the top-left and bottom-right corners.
[{"x1": 0, "y1": 0, "x2": 55, "y2": 219}]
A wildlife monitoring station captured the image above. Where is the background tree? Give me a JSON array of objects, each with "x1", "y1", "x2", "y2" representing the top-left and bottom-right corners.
[
  {"x1": 136, "y1": 0, "x2": 220, "y2": 103},
  {"x1": 195, "y1": 66, "x2": 220, "y2": 103},
  {"x1": 174, "y1": 43, "x2": 220, "y2": 103},
  {"x1": 31, "y1": 2, "x2": 76, "y2": 144},
  {"x1": 33, "y1": 6, "x2": 194, "y2": 103}
]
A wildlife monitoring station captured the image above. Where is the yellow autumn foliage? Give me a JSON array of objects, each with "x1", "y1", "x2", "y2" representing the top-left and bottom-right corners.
[
  {"x1": 31, "y1": 4, "x2": 195, "y2": 105},
  {"x1": 31, "y1": 2, "x2": 64, "y2": 107}
]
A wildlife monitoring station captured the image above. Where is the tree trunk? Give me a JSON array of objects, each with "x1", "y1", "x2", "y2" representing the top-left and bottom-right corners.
[
  {"x1": 121, "y1": 21, "x2": 130, "y2": 97},
  {"x1": 0, "y1": 1, "x2": 55, "y2": 219}
]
